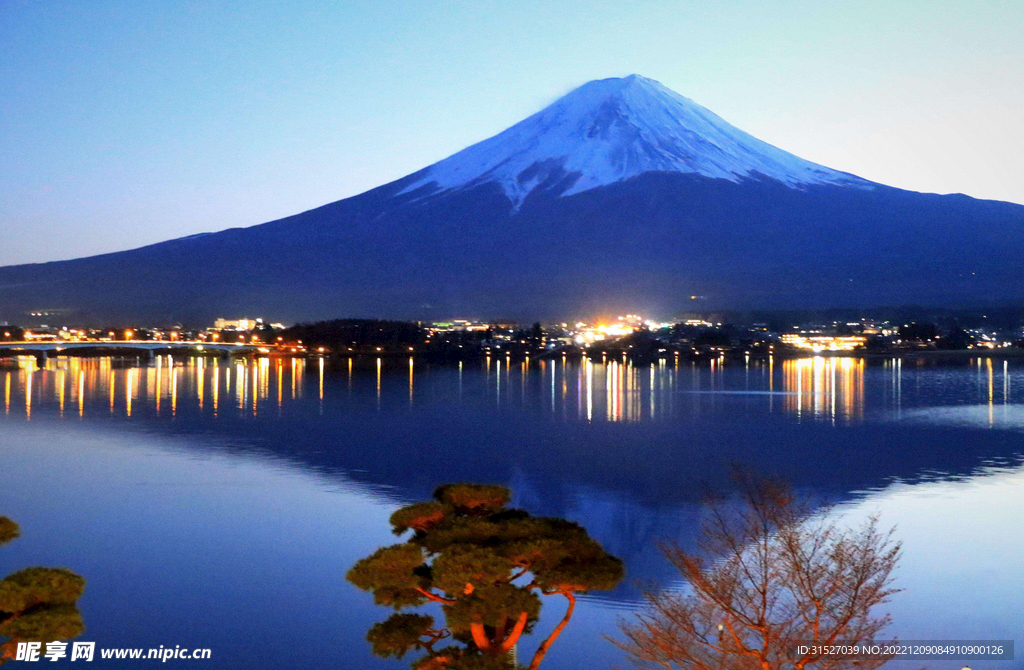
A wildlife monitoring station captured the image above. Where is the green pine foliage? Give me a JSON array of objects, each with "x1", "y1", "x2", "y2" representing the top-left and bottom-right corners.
[
  {"x1": 347, "y1": 484, "x2": 623, "y2": 670},
  {"x1": 0, "y1": 605, "x2": 84, "y2": 643},
  {"x1": 0, "y1": 516, "x2": 86, "y2": 658},
  {"x1": 432, "y1": 484, "x2": 510, "y2": 513},
  {"x1": 0, "y1": 519, "x2": 18, "y2": 547},
  {"x1": 367, "y1": 614, "x2": 437, "y2": 659},
  {"x1": 390, "y1": 503, "x2": 446, "y2": 535}
]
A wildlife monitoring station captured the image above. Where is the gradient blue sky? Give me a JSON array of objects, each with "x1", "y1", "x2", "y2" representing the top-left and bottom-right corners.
[{"x1": 2, "y1": 0, "x2": 1022, "y2": 265}]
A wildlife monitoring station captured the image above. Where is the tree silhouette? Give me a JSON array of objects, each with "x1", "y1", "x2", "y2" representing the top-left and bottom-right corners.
[
  {"x1": 0, "y1": 516, "x2": 86, "y2": 663},
  {"x1": 348, "y1": 484, "x2": 623, "y2": 670},
  {"x1": 615, "y1": 475, "x2": 901, "y2": 670}
]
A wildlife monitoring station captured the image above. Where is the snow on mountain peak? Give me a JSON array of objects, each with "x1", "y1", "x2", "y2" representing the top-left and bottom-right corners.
[{"x1": 400, "y1": 75, "x2": 868, "y2": 205}]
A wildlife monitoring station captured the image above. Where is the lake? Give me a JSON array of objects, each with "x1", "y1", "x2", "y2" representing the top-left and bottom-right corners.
[{"x1": 1, "y1": 355, "x2": 1022, "y2": 668}]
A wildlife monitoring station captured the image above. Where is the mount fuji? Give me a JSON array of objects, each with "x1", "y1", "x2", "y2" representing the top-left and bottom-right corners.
[
  {"x1": 2, "y1": 75, "x2": 1023, "y2": 324},
  {"x1": 398, "y1": 75, "x2": 867, "y2": 204}
]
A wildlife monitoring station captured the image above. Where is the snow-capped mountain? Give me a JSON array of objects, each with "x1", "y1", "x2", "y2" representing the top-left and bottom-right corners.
[
  {"x1": 1, "y1": 75, "x2": 1022, "y2": 324},
  {"x1": 401, "y1": 75, "x2": 868, "y2": 205}
]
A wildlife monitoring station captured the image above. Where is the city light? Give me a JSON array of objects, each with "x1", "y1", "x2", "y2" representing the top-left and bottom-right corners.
[{"x1": 779, "y1": 334, "x2": 867, "y2": 352}]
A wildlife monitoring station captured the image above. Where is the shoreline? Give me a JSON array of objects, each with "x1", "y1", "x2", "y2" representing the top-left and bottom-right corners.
[{"x1": 2, "y1": 345, "x2": 1023, "y2": 367}]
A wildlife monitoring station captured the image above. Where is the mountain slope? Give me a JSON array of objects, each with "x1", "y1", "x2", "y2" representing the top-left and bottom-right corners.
[
  {"x1": 1, "y1": 76, "x2": 1022, "y2": 325},
  {"x1": 400, "y1": 75, "x2": 867, "y2": 205}
]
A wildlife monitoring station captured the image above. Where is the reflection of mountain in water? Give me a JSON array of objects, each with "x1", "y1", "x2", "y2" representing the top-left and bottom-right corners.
[
  {"x1": 3, "y1": 356, "x2": 1024, "y2": 593},
  {"x1": 507, "y1": 474, "x2": 705, "y2": 593}
]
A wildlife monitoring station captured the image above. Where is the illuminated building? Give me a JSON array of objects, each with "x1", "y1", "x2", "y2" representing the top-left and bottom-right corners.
[
  {"x1": 213, "y1": 317, "x2": 263, "y2": 331},
  {"x1": 780, "y1": 333, "x2": 867, "y2": 352}
]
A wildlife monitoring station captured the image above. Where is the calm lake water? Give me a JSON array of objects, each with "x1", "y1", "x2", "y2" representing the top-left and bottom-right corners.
[{"x1": 1, "y1": 355, "x2": 1022, "y2": 669}]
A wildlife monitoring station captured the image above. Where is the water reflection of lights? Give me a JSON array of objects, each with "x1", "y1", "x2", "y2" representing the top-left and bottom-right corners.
[
  {"x1": 57, "y1": 368, "x2": 66, "y2": 415},
  {"x1": 213, "y1": 365, "x2": 220, "y2": 415},
  {"x1": 25, "y1": 366, "x2": 33, "y2": 419},
  {"x1": 782, "y1": 357, "x2": 864, "y2": 423},
  {"x1": 77, "y1": 370, "x2": 85, "y2": 417},
  {"x1": 1, "y1": 355, "x2": 1014, "y2": 428},
  {"x1": 171, "y1": 366, "x2": 179, "y2": 416},
  {"x1": 0, "y1": 356, "x2": 658, "y2": 423},
  {"x1": 277, "y1": 359, "x2": 284, "y2": 409},
  {"x1": 197, "y1": 358, "x2": 205, "y2": 411},
  {"x1": 126, "y1": 368, "x2": 135, "y2": 416}
]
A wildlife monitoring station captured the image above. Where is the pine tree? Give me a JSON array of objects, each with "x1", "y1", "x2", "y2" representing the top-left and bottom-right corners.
[
  {"x1": 0, "y1": 516, "x2": 86, "y2": 663},
  {"x1": 348, "y1": 484, "x2": 623, "y2": 670}
]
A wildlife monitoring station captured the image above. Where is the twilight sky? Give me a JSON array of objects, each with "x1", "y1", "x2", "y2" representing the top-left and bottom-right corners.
[{"x1": 2, "y1": 0, "x2": 1022, "y2": 266}]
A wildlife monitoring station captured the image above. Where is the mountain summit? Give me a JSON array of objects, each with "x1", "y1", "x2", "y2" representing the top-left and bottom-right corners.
[
  {"x1": 1, "y1": 76, "x2": 1022, "y2": 324},
  {"x1": 402, "y1": 75, "x2": 868, "y2": 204}
]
